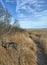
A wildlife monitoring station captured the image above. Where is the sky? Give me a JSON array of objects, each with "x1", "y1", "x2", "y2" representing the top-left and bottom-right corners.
[{"x1": 0, "y1": 0, "x2": 47, "y2": 28}]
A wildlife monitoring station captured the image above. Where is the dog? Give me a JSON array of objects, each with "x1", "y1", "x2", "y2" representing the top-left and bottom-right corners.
[{"x1": 2, "y1": 41, "x2": 17, "y2": 50}]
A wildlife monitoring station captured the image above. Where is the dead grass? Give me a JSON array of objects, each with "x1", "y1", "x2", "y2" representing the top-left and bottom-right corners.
[
  {"x1": 0, "y1": 28, "x2": 47, "y2": 65},
  {"x1": 0, "y1": 46, "x2": 19, "y2": 65},
  {"x1": 0, "y1": 29, "x2": 38, "y2": 65},
  {"x1": 40, "y1": 36, "x2": 47, "y2": 56},
  {"x1": 28, "y1": 29, "x2": 47, "y2": 58},
  {"x1": 18, "y1": 47, "x2": 37, "y2": 65},
  {"x1": 29, "y1": 34, "x2": 40, "y2": 43}
]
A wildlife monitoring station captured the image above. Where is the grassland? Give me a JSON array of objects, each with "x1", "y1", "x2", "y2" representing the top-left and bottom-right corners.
[
  {"x1": 0, "y1": 28, "x2": 47, "y2": 65},
  {"x1": 27, "y1": 29, "x2": 47, "y2": 57}
]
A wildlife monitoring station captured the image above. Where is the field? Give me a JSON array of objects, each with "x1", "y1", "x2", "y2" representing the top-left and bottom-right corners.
[{"x1": 0, "y1": 28, "x2": 47, "y2": 65}]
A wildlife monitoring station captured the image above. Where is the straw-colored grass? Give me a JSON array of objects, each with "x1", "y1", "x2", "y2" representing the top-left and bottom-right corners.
[
  {"x1": 0, "y1": 29, "x2": 38, "y2": 65},
  {"x1": 28, "y1": 30, "x2": 47, "y2": 58},
  {"x1": 40, "y1": 36, "x2": 47, "y2": 56}
]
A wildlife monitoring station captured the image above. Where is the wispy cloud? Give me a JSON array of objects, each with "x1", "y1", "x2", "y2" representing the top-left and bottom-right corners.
[
  {"x1": 1, "y1": 0, "x2": 47, "y2": 28},
  {"x1": 16, "y1": 0, "x2": 47, "y2": 18},
  {"x1": 0, "y1": 0, "x2": 6, "y2": 9}
]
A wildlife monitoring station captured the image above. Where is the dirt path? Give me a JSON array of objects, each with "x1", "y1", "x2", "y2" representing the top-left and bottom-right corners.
[{"x1": 35, "y1": 41, "x2": 46, "y2": 65}]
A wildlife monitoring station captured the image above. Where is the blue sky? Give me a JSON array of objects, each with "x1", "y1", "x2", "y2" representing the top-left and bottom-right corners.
[{"x1": 0, "y1": 0, "x2": 47, "y2": 28}]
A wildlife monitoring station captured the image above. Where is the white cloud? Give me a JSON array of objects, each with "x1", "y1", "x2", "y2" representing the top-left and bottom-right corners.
[
  {"x1": 16, "y1": 0, "x2": 47, "y2": 28},
  {"x1": 16, "y1": 0, "x2": 36, "y2": 12},
  {"x1": 16, "y1": 0, "x2": 46, "y2": 18}
]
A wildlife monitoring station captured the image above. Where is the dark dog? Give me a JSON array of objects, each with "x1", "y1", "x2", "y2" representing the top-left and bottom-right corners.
[{"x1": 2, "y1": 41, "x2": 17, "y2": 50}]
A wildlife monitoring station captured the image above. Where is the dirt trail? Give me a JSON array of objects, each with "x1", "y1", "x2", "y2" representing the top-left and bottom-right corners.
[{"x1": 34, "y1": 41, "x2": 46, "y2": 65}]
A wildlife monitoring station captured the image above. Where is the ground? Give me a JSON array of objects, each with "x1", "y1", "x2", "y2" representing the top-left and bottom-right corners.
[{"x1": 0, "y1": 28, "x2": 47, "y2": 65}]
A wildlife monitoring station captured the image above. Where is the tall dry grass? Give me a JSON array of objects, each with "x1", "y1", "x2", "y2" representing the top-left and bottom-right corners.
[
  {"x1": 40, "y1": 36, "x2": 47, "y2": 57},
  {"x1": 29, "y1": 32, "x2": 47, "y2": 58},
  {"x1": 29, "y1": 34, "x2": 40, "y2": 43},
  {"x1": 0, "y1": 29, "x2": 38, "y2": 65}
]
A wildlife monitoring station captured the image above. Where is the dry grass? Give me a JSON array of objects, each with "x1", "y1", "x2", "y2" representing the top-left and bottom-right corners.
[
  {"x1": 1, "y1": 28, "x2": 47, "y2": 65},
  {"x1": 28, "y1": 29, "x2": 47, "y2": 58},
  {"x1": 40, "y1": 36, "x2": 47, "y2": 56},
  {"x1": 0, "y1": 46, "x2": 19, "y2": 65},
  {"x1": 29, "y1": 34, "x2": 40, "y2": 43},
  {"x1": 0, "y1": 29, "x2": 38, "y2": 65}
]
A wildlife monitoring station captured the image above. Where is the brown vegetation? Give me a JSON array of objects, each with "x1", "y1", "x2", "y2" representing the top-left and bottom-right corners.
[
  {"x1": 0, "y1": 29, "x2": 38, "y2": 65},
  {"x1": 0, "y1": 26, "x2": 47, "y2": 65},
  {"x1": 28, "y1": 29, "x2": 47, "y2": 58},
  {"x1": 40, "y1": 36, "x2": 47, "y2": 57}
]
